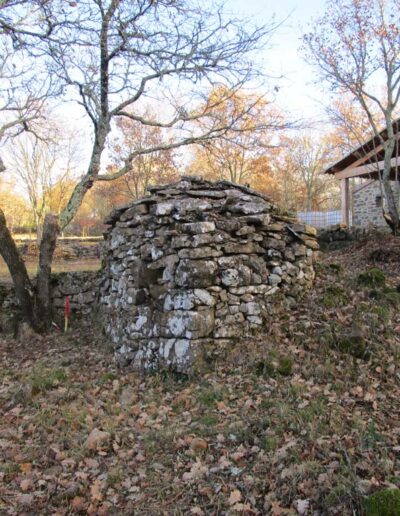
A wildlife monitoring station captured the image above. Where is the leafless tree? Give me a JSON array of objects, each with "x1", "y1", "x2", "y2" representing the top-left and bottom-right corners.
[
  {"x1": 0, "y1": 0, "x2": 277, "y2": 330},
  {"x1": 0, "y1": 1, "x2": 53, "y2": 165},
  {"x1": 303, "y1": 0, "x2": 400, "y2": 233},
  {"x1": 10, "y1": 125, "x2": 80, "y2": 240}
]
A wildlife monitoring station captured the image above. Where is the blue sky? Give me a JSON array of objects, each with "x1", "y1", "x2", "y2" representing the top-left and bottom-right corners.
[{"x1": 225, "y1": 0, "x2": 328, "y2": 122}]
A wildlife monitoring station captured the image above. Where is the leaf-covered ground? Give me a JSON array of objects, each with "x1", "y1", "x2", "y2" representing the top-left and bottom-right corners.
[{"x1": 1, "y1": 236, "x2": 400, "y2": 515}]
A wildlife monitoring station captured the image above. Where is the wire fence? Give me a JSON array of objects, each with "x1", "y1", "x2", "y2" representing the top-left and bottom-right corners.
[{"x1": 297, "y1": 210, "x2": 349, "y2": 229}]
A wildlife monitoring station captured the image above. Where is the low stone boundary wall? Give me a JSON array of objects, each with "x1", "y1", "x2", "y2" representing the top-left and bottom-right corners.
[
  {"x1": 318, "y1": 225, "x2": 369, "y2": 248},
  {"x1": 51, "y1": 271, "x2": 101, "y2": 315},
  {"x1": 17, "y1": 240, "x2": 104, "y2": 261},
  {"x1": 0, "y1": 271, "x2": 101, "y2": 328}
]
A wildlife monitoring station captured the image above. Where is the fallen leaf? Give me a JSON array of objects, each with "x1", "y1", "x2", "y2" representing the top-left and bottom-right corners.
[
  {"x1": 294, "y1": 498, "x2": 310, "y2": 515},
  {"x1": 228, "y1": 489, "x2": 242, "y2": 505},
  {"x1": 190, "y1": 438, "x2": 208, "y2": 451},
  {"x1": 85, "y1": 428, "x2": 111, "y2": 450},
  {"x1": 90, "y1": 479, "x2": 103, "y2": 502},
  {"x1": 20, "y1": 479, "x2": 31, "y2": 492}
]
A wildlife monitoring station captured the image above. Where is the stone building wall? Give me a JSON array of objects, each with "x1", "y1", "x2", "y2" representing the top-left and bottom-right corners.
[
  {"x1": 353, "y1": 180, "x2": 400, "y2": 228},
  {"x1": 100, "y1": 176, "x2": 319, "y2": 373}
]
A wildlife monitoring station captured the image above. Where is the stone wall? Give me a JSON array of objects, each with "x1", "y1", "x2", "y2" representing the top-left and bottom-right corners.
[
  {"x1": 51, "y1": 271, "x2": 101, "y2": 315},
  {"x1": 100, "y1": 176, "x2": 319, "y2": 373},
  {"x1": 1, "y1": 271, "x2": 100, "y2": 324},
  {"x1": 17, "y1": 240, "x2": 103, "y2": 261},
  {"x1": 318, "y1": 224, "x2": 369, "y2": 250},
  {"x1": 353, "y1": 180, "x2": 400, "y2": 228}
]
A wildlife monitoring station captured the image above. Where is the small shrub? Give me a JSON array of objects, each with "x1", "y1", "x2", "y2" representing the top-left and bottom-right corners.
[
  {"x1": 329, "y1": 263, "x2": 344, "y2": 273},
  {"x1": 277, "y1": 356, "x2": 293, "y2": 376},
  {"x1": 321, "y1": 285, "x2": 348, "y2": 308},
  {"x1": 336, "y1": 335, "x2": 366, "y2": 359},
  {"x1": 197, "y1": 386, "x2": 223, "y2": 407},
  {"x1": 261, "y1": 435, "x2": 279, "y2": 452},
  {"x1": 255, "y1": 359, "x2": 275, "y2": 377},
  {"x1": 357, "y1": 268, "x2": 386, "y2": 288},
  {"x1": 364, "y1": 488, "x2": 400, "y2": 516}
]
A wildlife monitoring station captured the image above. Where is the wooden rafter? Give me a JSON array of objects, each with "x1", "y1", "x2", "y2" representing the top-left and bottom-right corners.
[{"x1": 336, "y1": 157, "x2": 400, "y2": 179}]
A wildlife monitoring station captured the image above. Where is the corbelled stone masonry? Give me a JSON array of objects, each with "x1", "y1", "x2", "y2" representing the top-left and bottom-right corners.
[{"x1": 100, "y1": 176, "x2": 319, "y2": 372}]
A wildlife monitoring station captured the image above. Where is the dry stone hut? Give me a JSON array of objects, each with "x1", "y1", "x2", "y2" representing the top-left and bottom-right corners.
[{"x1": 100, "y1": 176, "x2": 318, "y2": 372}]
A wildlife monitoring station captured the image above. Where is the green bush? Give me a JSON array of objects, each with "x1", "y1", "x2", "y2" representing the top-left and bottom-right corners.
[
  {"x1": 255, "y1": 355, "x2": 293, "y2": 377},
  {"x1": 277, "y1": 356, "x2": 293, "y2": 376},
  {"x1": 336, "y1": 335, "x2": 366, "y2": 359},
  {"x1": 255, "y1": 359, "x2": 275, "y2": 377},
  {"x1": 321, "y1": 285, "x2": 348, "y2": 308},
  {"x1": 365, "y1": 488, "x2": 400, "y2": 516},
  {"x1": 357, "y1": 268, "x2": 386, "y2": 288}
]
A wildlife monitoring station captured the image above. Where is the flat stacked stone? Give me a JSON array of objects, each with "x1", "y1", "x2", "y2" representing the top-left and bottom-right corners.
[{"x1": 100, "y1": 176, "x2": 318, "y2": 372}]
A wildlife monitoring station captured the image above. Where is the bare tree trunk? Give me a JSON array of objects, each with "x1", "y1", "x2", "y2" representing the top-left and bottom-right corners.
[
  {"x1": 35, "y1": 214, "x2": 59, "y2": 331},
  {"x1": 0, "y1": 209, "x2": 60, "y2": 333},
  {"x1": 0, "y1": 208, "x2": 36, "y2": 327},
  {"x1": 382, "y1": 140, "x2": 400, "y2": 235}
]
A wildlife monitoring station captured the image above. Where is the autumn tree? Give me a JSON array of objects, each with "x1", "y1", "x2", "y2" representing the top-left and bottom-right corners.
[
  {"x1": 0, "y1": 178, "x2": 30, "y2": 232},
  {"x1": 110, "y1": 107, "x2": 178, "y2": 200},
  {"x1": 188, "y1": 87, "x2": 285, "y2": 188},
  {"x1": 277, "y1": 134, "x2": 339, "y2": 212},
  {"x1": 303, "y1": 0, "x2": 400, "y2": 233},
  {"x1": 325, "y1": 96, "x2": 380, "y2": 153},
  {"x1": 0, "y1": 0, "x2": 275, "y2": 331}
]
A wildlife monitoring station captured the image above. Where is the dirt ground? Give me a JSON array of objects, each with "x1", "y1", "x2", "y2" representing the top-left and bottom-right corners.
[{"x1": 0, "y1": 236, "x2": 399, "y2": 515}]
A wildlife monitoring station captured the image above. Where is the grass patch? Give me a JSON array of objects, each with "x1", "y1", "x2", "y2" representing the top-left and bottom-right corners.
[
  {"x1": 254, "y1": 354, "x2": 293, "y2": 377},
  {"x1": 357, "y1": 268, "x2": 386, "y2": 288},
  {"x1": 196, "y1": 385, "x2": 224, "y2": 407},
  {"x1": 261, "y1": 435, "x2": 279, "y2": 452},
  {"x1": 30, "y1": 366, "x2": 67, "y2": 394},
  {"x1": 321, "y1": 285, "x2": 349, "y2": 308},
  {"x1": 197, "y1": 414, "x2": 218, "y2": 427}
]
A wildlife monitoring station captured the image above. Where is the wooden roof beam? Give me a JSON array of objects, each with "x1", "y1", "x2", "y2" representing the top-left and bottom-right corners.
[
  {"x1": 345, "y1": 132, "x2": 400, "y2": 171},
  {"x1": 336, "y1": 157, "x2": 400, "y2": 179},
  {"x1": 326, "y1": 132, "x2": 400, "y2": 174}
]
